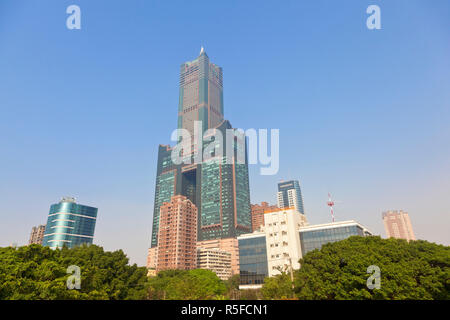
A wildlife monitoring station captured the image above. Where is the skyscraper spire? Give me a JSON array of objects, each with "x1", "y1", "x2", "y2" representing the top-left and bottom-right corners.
[{"x1": 200, "y1": 46, "x2": 204, "y2": 55}]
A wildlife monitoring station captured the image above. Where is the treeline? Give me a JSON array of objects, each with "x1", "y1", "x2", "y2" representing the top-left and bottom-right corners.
[{"x1": 0, "y1": 236, "x2": 448, "y2": 300}]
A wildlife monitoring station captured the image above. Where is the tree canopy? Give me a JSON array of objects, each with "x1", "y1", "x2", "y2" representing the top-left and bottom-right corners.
[
  {"x1": 0, "y1": 244, "x2": 149, "y2": 300},
  {"x1": 293, "y1": 236, "x2": 450, "y2": 300},
  {"x1": 148, "y1": 268, "x2": 226, "y2": 300}
]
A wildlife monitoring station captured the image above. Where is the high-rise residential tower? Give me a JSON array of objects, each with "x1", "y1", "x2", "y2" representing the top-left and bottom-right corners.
[
  {"x1": 150, "y1": 49, "x2": 252, "y2": 250},
  {"x1": 157, "y1": 195, "x2": 197, "y2": 271},
  {"x1": 42, "y1": 197, "x2": 97, "y2": 249},
  {"x1": 277, "y1": 180, "x2": 305, "y2": 214},
  {"x1": 28, "y1": 225, "x2": 46, "y2": 245},
  {"x1": 382, "y1": 210, "x2": 416, "y2": 241}
]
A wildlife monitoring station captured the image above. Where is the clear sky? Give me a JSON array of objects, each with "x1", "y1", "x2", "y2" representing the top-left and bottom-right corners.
[{"x1": 0, "y1": 0, "x2": 449, "y2": 266}]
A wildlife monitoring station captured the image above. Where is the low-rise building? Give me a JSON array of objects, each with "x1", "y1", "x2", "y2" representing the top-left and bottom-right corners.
[
  {"x1": 197, "y1": 248, "x2": 232, "y2": 280},
  {"x1": 238, "y1": 215, "x2": 373, "y2": 289}
]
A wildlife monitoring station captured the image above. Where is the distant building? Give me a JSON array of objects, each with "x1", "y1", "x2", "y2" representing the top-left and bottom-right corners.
[
  {"x1": 157, "y1": 195, "x2": 197, "y2": 271},
  {"x1": 147, "y1": 247, "x2": 158, "y2": 269},
  {"x1": 197, "y1": 238, "x2": 240, "y2": 276},
  {"x1": 277, "y1": 180, "x2": 305, "y2": 214},
  {"x1": 382, "y1": 210, "x2": 415, "y2": 241},
  {"x1": 197, "y1": 248, "x2": 232, "y2": 280},
  {"x1": 299, "y1": 220, "x2": 373, "y2": 255},
  {"x1": 28, "y1": 224, "x2": 46, "y2": 245},
  {"x1": 42, "y1": 197, "x2": 97, "y2": 249},
  {"x1": 251, "y1": 202, "x2": 278, "y2": 232}
]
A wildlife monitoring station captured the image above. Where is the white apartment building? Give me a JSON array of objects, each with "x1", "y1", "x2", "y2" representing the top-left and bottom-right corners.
[{"x1": 264, "y1": 208, "x2": 308, "y2": 277}]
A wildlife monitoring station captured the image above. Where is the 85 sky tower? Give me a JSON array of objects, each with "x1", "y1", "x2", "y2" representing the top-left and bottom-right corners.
[{"x1": 150, "y1": 48, "x2": 252, "y2": 248}]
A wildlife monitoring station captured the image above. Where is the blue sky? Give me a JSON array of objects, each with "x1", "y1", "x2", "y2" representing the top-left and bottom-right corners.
[{"x1": 0, "y1": 0, "x2": 449, "y2": 266}]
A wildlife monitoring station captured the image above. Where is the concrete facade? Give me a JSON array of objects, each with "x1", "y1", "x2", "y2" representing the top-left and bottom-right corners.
[{"x1": 197, "y1": 247, "x2": 232, "y2": 280}]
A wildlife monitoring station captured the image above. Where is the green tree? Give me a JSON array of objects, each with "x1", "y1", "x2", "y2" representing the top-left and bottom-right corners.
[
  {"x1": 148, "y1": 269, "x2": 226, "y2": 300},
  {"x1": 0, "y1": 244, "x2": 149, "y2": 300},
  {"x1": 294, "y1": 236, "x2": 450, "y2": 300},
  {"x1": 261, "y1": 272, "x2": 294, "y2": 299}
]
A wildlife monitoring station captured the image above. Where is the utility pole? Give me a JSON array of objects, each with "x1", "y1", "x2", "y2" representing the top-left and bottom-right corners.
[{"x1": 288, "y1": 257, "x2": 295, "y2": 298}]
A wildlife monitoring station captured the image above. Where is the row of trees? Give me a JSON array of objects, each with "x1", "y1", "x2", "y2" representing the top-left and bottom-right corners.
[
  {"x1": 262, "y1": 236, "x2": 449, "y2": 300},
  {"x1": 0, "y1": 244, "x2": 149, "y2": 299},
  {"x1": 0, "y1": 236, "x2": 448, "y2": 299}
]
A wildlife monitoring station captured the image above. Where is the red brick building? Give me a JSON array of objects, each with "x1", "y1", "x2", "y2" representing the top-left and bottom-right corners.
[{"x1": 251, "y1": 202, "x2": 278, "y2": 232}]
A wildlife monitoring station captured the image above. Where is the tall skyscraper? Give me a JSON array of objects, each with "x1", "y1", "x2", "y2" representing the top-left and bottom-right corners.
[
  {"x1": 178, "y1": 47, "x2": 224, "y2": 136},
  {"x1": 277, "y1": 180, "x2": 305, "y2": 214},
  {"x1": 150, "y1": 49, "x2": 252, "y2": 249},
  {"x1": 251, "y1": 202, "x2": 278, "y2": 232},
  {"x1": 156, "y1": 195, "x2": 197, "y2": 271},
  {"x1": 28, "y1": 225, "x2": 46, "y2": 245},
  {"x1": 382, "y1": 210, "x2": 416, "y2": 241},
  {"x1": 42, "y1": 197, "x2": 97, "y2": 249}
]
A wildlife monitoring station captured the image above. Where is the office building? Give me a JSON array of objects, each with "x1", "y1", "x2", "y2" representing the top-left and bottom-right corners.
[
  {"x1": 237, "y1": 230, "x2": 268, "y2": 289},
  {"x1": 28, "y1": 224, "x2": 46, "y2": 245},
  {"x1": 157, "y1": 195, "x2": 197, "y2": 271},
  {"x1": 382, "y1": 210, "x2": 416, "y2": 241},
  {"x1": 238, "y1": 207, "x2": 308, "y2": 289},
  {"x1": 299, "y1": 220, "x2": 373, "y2": 255},
  {"x1": 197, "y1": 238, "x2": 240, "y2": 275},
  {"x1": 251, "y1": 202, "x2": 278, "y2": 232},
  {"x1": 239, "y1": 216, "x2": 372, "y2": 288},
  {"x1": 150, "y1": 49, "x2": 251, "y2": 249},
  {"x1": 42, "y1": 197, "x2": 97, "y2": 249},
  {"x1": 277, "y1": 180, "x2": 305, "y2": 214},
  {"x1": 197, "y1": 248, "x2": 232, "y2": 280}
]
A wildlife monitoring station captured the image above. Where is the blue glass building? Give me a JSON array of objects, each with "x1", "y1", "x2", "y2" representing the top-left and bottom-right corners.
[
  {"x1": 237, "y1": 232, "x2": 268, "y2": 288},
  {"x1": 277, "y1": 180, "x2": 305, "y2": 214},
  {"x1": 299, "y1": 221, "x2": 372, "y2": 255},
  {"x1": 42, "y1": 197, "x2": 98, "y2": 249}
]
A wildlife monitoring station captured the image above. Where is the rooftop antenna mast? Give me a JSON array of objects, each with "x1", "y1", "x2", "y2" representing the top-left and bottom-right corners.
[{"x1": 327, "y1": 193, "x2": 335, "y2": 222}]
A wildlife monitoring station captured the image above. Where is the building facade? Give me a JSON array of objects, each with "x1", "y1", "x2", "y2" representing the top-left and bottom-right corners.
[
  {"x1": 42, "y1": 197, "x2": 97, "y2": 249},
  {"x1": 264, "y1": 208, "x2": 308, "y2": 277},
  {"x1": 150, "y1": 49, "x2": 252, "y2": 254},
  {"x1": 237, "y1": 231, "x2": 268, "y2": 289},
  {"x1": 147, "y1": 247, "x2": 158, "y2": 269},
  {"x1": 157, "y1": 195, "x2": 197, "y2": 271},
  {"x1": 277, "y1": 180, "x2": 305, "y2": 214},
  {"x1": 299, "y1": 220, "x2": 373, "y2": 255},
  {"x1": 382, "y1": 210, "x2": 416, "y2": 241},
  {"x1": 196, "y1": 237, "x2": 240, "y2": 275},
  {"x1": 238, "y1": 217, "x2": 372, "y2": 288},
  {"x1": 251, "y1": 202, "x2": 278, "y2": 232},
  {"x1": 197, "y1": 248, "x2": 232, "y2": 280},
  {"x1": 28, "y1": 224, "x2": 46, "y2": 245}
]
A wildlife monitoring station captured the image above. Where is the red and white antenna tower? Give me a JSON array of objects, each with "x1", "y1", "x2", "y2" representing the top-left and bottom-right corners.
[{"x1": 327, "y1": 193, "x2": 335, "y2": 222}]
